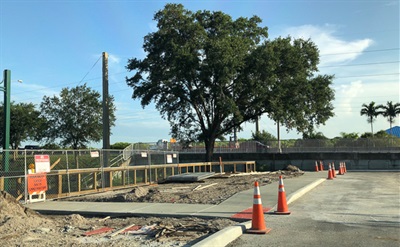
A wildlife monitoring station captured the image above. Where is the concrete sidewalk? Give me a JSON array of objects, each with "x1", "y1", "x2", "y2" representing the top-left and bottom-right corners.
[
  {"x1": 25, "y1": 172, "x2": 327, "y2": 218},
  {"x1": 25, "y1": 171, "x2": 328, "y2": 246}
]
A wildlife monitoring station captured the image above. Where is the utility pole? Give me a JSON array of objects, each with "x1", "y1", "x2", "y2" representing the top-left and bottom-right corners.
[
  {"x1": 102, "y1": 52, "x2": 110, "y2": 151},
  {"x1": 102, "y1": 52, "x2": 110, "y2": 187}
]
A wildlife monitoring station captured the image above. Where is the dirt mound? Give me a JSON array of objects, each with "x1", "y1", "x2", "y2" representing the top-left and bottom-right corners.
[
  {"x1": 0, "y1": 191, "x2": 239, "y2": 247},
  {"x1": 69, "y1": 170, "x2": 305, "y2": 205},
  {"x1": 285, "y1": 165, "x2": 301, "y2": 172},
  {"x1": 0, "y1": 191, "x2": 36, "y2": 217},
  {"x1": 0, "y1": 191, "x2": 54, "y2": 243}
]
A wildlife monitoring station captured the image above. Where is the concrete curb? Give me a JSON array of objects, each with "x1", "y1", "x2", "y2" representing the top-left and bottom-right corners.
[
  {"x1": 286, "y1": 178, "x2": 326, "y2": 205},
  {"x1": 192, "y1": 178, "x2": 327, "y2": 247}
]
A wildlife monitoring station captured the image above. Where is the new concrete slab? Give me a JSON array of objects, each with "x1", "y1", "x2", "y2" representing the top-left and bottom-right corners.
[{"x1": 25, "y1": 171, "x2": 329, "y2": 245}]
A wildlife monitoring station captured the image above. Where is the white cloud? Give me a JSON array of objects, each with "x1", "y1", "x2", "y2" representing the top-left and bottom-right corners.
[
  {"x1": 108, "y1": 54, "x2": 121, "y2": 64},
  {"x1": 279, "y1": 24, "x2": 374, "y2": 66},
  {"x1": 335, "y1": 80, "x2": 364, "y2": 115}
]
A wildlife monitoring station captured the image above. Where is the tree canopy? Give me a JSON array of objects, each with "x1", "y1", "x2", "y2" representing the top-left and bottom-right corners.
[
  {"x1": 126, "y1": 4, "x2": 335, "y2": 161},
  {"x1": 360, "y1": 101, "x2": 380, "y2": 137},
  {"x1": 378, "y1": 101, "x2": 400, "y2": 133},
  {"x1": 39, "y1": 84, "x2": 116, "y2": 149},
  {"x1": 0, "y1": 102, "x2": 44, "y2": 149}
]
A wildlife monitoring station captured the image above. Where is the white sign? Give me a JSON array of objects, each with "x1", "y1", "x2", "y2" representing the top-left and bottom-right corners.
[
  {"x1": 141, "y1": 152, "x2": 147, "y2": 158},
  {"x1": 167, "y1": 154, "x2": 173, "y2": 163},
  {"x1": 34, "y1": 155, "x2": 51, "y2": 173},
  {"x1": 90, "y1": 151, "x2": 99, "y2": 157}
]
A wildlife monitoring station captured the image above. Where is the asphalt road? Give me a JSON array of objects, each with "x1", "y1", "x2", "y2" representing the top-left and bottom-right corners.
[{"x1": 227, "y1": 172, "x2": 400, "y2": 247}]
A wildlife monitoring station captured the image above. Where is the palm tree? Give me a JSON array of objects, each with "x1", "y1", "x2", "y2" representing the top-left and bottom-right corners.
[
  {"x1": 360, "y1": 101, "x2": 380, "y2": 137},
  {"x1": 378, "y1": 101, "x2": 400, "y2": 135}
]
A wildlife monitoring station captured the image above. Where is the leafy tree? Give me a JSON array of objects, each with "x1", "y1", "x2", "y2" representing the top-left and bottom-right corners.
[
  {"x1": 0, "y1": 102, "x2": 44, "y2": 149},
  {"x1": 41, "y1": 143, "x2": 61, "y2": 150},
  {"x1": 378, "y1": 101, "x2": 400, "y2": 134},
  {"x1": 110, "y1": 142, "x2": 131, "y2": 149},
  {"x1": 360, "y1": 101, "x2": 380, "y2": 137},
  {"x1": 339, "y1": 132, "x2": 359, "y2": 139},
  {"x1": 127, "y1": 4, "x2": 270, "y2": 161},
  {"x1": 262, "y1": 37, "x2": 335, "y2": 139},
  {"x1": 251, "y1": 130, "x2": 277, "y2": 144},
  {"x1": 39, "y1": 84, "x2": 116, "y2": 149},
  {"x1": 302, "y1": 131, "x2": 327, "y2": 139},
  {"x1": 126, "y1": 4, "x2": 334, "y2": 161}
]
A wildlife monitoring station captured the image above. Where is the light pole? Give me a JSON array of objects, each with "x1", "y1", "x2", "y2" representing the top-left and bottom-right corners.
[
  {"x1": 1, "y1": 70, "x2": 11, "y2": 174},
  {"x1": 0, "y1": 70, "x2": 11, "y2": 192}
]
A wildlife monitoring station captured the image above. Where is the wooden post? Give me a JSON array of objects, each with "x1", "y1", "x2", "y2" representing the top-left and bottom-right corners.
[
  {"x1": 145, "y1": 168, "x2": 148, "y2": 183},
  {"x1": 58, "y1": 174, "x2": 62, "y2": 195},
  {"x1": 17, "y1": 177, "x2": 22, "y2": 196},
  {"x1": 122, "y1": 170, "x2": 126, "y2": 186},
  {"x1": 134, "y1": 170, "x2": 137, "y2": 185},
  {"x1": 109, "y1": 171, "x2": 113, "y2": 188},
  {"x1": 93, "y1": 172, "x2": 97, "y2": 190},
  {"x1": 0, "y1": 177, "x2": 4, "y2": 191},
  {"x1": 77, "y1": 173, "x2": 81, "y2": 192},
  {"x1": 163, "y1": 167, "x2": 166, "y2": 179}
]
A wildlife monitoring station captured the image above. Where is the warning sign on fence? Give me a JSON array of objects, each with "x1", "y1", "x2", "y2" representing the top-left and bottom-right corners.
[
  {"x1": 27, "y1": 173, "x2": 48, "y2": 195},
  {"x1": 34, "y1": 155, "x2": 50, "y2": 173}
]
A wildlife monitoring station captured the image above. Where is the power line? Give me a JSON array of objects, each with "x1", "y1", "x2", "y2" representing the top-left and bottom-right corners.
[
  {"x1": 77, "y1": 55, "x2": 102, "y2": 86},
  {"x1": 320, "y1": 48, "x2": 399, "y2": 56},
  {"x1": 320, "y1": 61, "x2": 399, "y2": 68},
  {"x1": 334, "y1": 73, "x2": 399, "y2": 79}
]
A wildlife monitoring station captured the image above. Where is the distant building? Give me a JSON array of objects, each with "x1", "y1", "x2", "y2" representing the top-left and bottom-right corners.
[{"x1": 386, "y1": 126, "x2": 400, "y2": 138}]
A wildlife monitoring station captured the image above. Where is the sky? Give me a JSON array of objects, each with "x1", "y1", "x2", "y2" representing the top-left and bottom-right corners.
[{"x1": 0, "y1": 0, "x2": 399, "y2": 147}]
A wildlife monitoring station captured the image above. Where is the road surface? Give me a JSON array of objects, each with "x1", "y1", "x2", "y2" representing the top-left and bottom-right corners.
[{"x1": 227, "y1": 172, "x2": 400, "y2": 247}]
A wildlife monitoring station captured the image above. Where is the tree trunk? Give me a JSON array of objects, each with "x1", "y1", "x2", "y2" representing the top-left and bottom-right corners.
[
  {"x1": 204, "y1": 137, "x2": 216, "y2": 163},
  {"x1": 277, "y1": 120, "x2": 282, "y2": 153}
]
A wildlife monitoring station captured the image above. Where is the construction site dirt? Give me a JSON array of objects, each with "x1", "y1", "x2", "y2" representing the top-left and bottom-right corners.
[{"x1": 0, "y1": 167, "x2": 303, "y2": 247}]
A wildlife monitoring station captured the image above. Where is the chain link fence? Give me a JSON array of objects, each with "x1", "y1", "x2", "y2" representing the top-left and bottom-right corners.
[
  {"x1": 0, "y1": 148, "x2": 182, "y2": 203},
  {"x1": 136, "y1": 138, "x2": 400, "y2": 153}
]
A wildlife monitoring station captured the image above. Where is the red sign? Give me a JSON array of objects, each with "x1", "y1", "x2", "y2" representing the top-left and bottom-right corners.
[{"x1": 28, "y1": 173, "x2": 48, "y2": 195}]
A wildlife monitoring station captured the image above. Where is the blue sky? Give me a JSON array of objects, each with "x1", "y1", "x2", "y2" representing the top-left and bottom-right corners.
[{"x1": 1, "y1": 0, "x2": 399, "y2": 147}]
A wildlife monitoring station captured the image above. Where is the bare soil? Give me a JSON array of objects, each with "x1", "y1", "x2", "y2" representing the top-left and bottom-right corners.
[{"x1": 0, "y1": 166, "x2": 303, "y2": 246}]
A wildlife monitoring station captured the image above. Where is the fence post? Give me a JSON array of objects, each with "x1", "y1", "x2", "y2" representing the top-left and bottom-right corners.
[
  {"x1": 93, "y1": 172, "x2": 97, "y2": 190},
  {"x1": 122, "y1": 170, "x2": 126, "y2": 186},
  {"x1": 109, "y1": 171, "x2": 113, "y2": 188},
  {"x1": 58, "y1": 174, "x2": 62, "y2": 195},
  {"x1": 77, "y1": 173, "x2": 81, "y2": 192}
]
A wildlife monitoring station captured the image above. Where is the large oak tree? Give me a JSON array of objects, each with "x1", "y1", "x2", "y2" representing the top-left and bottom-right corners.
[{"x1": 126, "y1": 4, "x2": 334, "y2": 161}]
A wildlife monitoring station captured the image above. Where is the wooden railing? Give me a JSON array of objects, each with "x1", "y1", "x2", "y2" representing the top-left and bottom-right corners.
[{"x1": 41, "y1": 161, "x2": 256, "y2": 199}]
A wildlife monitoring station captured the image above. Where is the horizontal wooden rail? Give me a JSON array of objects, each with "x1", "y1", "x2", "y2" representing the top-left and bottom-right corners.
[{"x1": 40, "y1": 161, "x2": 256, "y2": 199}]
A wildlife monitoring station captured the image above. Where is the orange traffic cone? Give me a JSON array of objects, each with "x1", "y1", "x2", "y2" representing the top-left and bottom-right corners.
[
  {"x1": 338, "y1": 162, "x2": 344, "y2": 175},
  {"x1": 327, "y1": 164, "x2": 334, "y2": 180},
  {"x1": 332, "y1": 163, "x2": 337, "y2": 178},
  {"x1": 315, "y1": 161, "x2": 319, "y2": 172},
  {"x1": 344, "y1": 162, "x2": 347, "y2": 173},
  {"x1": 274, "y1": 176, "x2": 291, "y2": 215},
  {"x1": 246, "y1": 181, "x2": 271, "y2": 234},
  {"x1": 319, "y1": 160, "x2": 324, "y2": 171}
]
